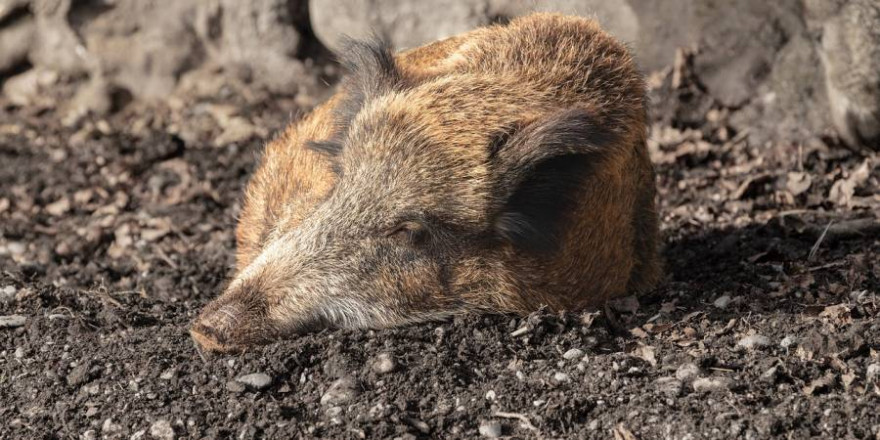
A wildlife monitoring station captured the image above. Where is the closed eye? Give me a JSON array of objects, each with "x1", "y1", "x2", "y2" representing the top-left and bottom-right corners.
[{"x1": 385, "y1": 220, "x2": 429, "y2": 245}]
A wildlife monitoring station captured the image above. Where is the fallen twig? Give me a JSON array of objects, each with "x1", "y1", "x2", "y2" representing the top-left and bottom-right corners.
[
  {"x1": 808, "y1": 221, "x2": 833, "y2": 261},
  {"x1": 494, "y1": 411, "x2": 541, "y2": 435}
]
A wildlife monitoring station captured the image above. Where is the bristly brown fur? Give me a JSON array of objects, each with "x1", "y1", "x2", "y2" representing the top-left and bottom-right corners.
[{"x1": 191, "y1": 13, "x2": 662, "y2": 351}]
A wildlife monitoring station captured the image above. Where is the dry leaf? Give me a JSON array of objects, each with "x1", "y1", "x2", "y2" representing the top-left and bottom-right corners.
[
  {"x1": 613, "y1": 423, "x2": 638, "y2": 440},
  {"x1": 828, "y1": 159, "x2": 873, "y2": 206},
  {"x1": 630, "y1": 327, "x2": 649, "y2": 338},
  {"x1": 581, "y1": 311, "x2": 600, "y2": 328},
  {"x1": 632, "y1": 343, "x2": 657, "y2": 367},
  {"x1": 786, "y1": 171, "x2": 812, "y2": 196},
  {"x1": 803, "y1": 372, "x2": 836, "y2": 395},
  {"x1": 820, "y1": 304, "x2": 852, "y2": 326},
  {"x1": 45, "y1": 197, "x2": 71, "y2": 216}
]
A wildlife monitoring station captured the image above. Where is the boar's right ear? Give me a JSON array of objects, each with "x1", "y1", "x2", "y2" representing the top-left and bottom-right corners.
[{"x1": 490, "y1": 108, "x2": 619, "y2": 253}]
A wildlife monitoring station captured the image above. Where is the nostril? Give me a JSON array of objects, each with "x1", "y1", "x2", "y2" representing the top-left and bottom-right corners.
[
  {"x1": 190, "y1": 306, "x2": 240, "y2": 352},
  {"x1": 190, "y1": 321, "x2": 228, "y2": 352}
]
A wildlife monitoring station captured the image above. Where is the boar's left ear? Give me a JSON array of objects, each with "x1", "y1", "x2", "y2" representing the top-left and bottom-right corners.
[
  {"x1": 490, "y1": 108, "x2": 619, "y2": 253},
  {"x1": 335, "y1": 36, "x2": 407, "y2": 125}
]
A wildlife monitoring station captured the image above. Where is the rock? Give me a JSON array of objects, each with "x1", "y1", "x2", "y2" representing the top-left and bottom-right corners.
[
  {"x1": 213, "y1": 117, "x2": 257, "y2": 146},
  {"x1": 320, "y1": 376, "x2": 359, "y2": 406},
  {"x1": 655, "y1": 376, "x2": 683, "y2": 397},
  {"x1": 712, "y1": 294, "x2": 732, "y2": 309},
  {"x1": 0, "y1": 314, "x2": 26, "y2": 328},
  {"x1": 225, "y1": 380, "x2": 246, "y2": 393},
  {"x1": 562, "y1": 348, "x2": 584, "y2": 360},
  {"x1": 0, "y1": 15, "x2": 34, "y2": 73},
  {"x1": 779, "y1": 335, "x2": 798, "y2": 349},
  {"x1": 65, "y1": 76, "x2": 115, "y2": 123},
  {"x1": 235, "y1": 372, "x2": 272, "y2": 390},
  {"x1": 2, "y1": 68, "x2": 59, "y2": 107},
  {"x1": 309, "y1": 0, "x2": 639, "y2": 61},
  {"x1": 866, "y1": 364, "x2": 880, "y2": 381},
  {"x1": 675, "y1": 363, "x2": 699, "y2": 382},
  {"x1": 692, "y1": 377, "x2": 731, "y2": 393},
  {"x1": 198, "y1": 0, "x2": 307, "y2": 93},
  {"x1": 149, "y1": 419, "x2": 174, "y2": 440},
  {"x1": 0, "y1": 285, "x2": 15, "y2": 302},
  {"x1": 478, "y1": 420, "x2": 503, "y2": 438},
  {"x1": 67, "y1": 362, "x2": 91, "y2": 386},
  {"x1": 552, "y1": 372, "x2": 570, "y2": 383},
  {"x1": 159, "y1": 369, "x2": 176, "y2": 381},
  {"x1": 371, "y1": 353, "x2": 398, "y2": 374},
  {"x1": 760, "y1": 366, "x2": 779, "y2": 384},
  {"x1": 101, "y1": 418, "x2": 122, "y2": 435},
  {"x1": 812, "y1": 0, "x2": 880, "y2": 150},
  {"x1": 737, "y1": 334, "x2": 771, "y2": 350},
  {"x1": 0, "y1": 0, "x2": 30, "y2": 22}
]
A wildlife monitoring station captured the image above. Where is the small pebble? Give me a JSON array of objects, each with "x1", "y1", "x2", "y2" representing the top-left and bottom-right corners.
[
  {"x1": 226, "y1": 380, "x2": 246, "y2": 393},
  {"x1": 760, "y1": 366, "x2": 779, "y2": 383},
  {"x1": 692, "y1": 377, "x2": 731, "y2": 392},
  {"x1": 713, "y1": 294, "x2": 732, "y2": 309},
  {"x1": 321, "y1": 376, "x2": 359, "y2": 405},
  {"x1": 563, "y1": 348, "x2": 584, "y2": 360},
  {"x1": 553, "y1": 372, "x2": 570, "y2": 383},
  {"x1": 0, "y1": 285, "x2": 15, "y2": 302},
  {"x1": 737, "y1": 334, "x2": 770, "y2": 350},
  {"x1": 101, "y1": 419, "x2": 121, "y2": 434},
  {"x1": 149, "y1": 420, "x2": 175, "y2": 440},
  {"x1": 371, "y1": 353, "x2": 397, "y2": 374},
  {"x1": 236, "y1": 372, "x2": 272, "y2": 390},
  {"x1": 866, "y1": 364, "x2": 880, "y2": 380},
  {"x1": 325, "y1": 406, "x2": 343, "y2": 418},
  {"x1": 0, "y1": 314, "x2": 26, "y2": 328},
  {"x1": 485, "y1": 390, "x2": 496, "y2": 400},
  {"x1": 478, "y1": 420, "x2": 503, "y2": 438},
  {"x1": 780, "y1": 336, "x2": 798, "y2": 349},
  {"x1": 407, "y1": 417, "x2": 430, "y2": 434},
  {"x1": 655, "y1": 376, "x2": 683, "y2": 397},
  {"x1": 675, "y1": 363, "x2": 699, "y2": 382}
]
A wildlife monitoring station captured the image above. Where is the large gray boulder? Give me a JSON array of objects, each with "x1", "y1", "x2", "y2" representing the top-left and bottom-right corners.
[
  {"x1": 309, "y1": 0, "x2": 877, "y2": 150},
  {"x1": 0, "y1": 0, "x2": 310, "y2": 103}
]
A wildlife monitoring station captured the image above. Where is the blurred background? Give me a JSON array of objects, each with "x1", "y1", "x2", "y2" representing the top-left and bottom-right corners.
[{"x1": 0, "y1": 0, "x2": 878, "y2": 151}]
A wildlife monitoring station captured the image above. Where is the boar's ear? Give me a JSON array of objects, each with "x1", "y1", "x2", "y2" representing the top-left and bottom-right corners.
[
  {"x1": 490, "y1": 108, "x2": 618, "y2": 253},
  {"x1": 335, "y1": 36, "x2": 406, "y2": 125}
]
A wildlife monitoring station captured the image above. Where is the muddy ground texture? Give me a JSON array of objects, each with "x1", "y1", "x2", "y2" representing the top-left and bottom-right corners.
[{"x1": 2, "y1": 65, "x2": 880, "y2": 440}]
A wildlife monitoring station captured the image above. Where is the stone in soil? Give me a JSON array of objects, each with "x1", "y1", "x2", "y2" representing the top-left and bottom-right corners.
[
  {"x1": 478, "y1": 420, "x2": 503, "y2": 438},
  {"x1": 371, "y1": 353, "x2": 397, "y2": 374},
  {"x1": 320, "y1": 376, "x2": 359, "y2": 406},
  {"x1": 0, "y1": 314, "x2": 26, "y2": 328},
  {"x1": 737, "y1": 334, "x2": 771, "y2": 350},
  {"x1": 149, "y1": 419, "x2": 174, "y2": 440},
  {"x1": 235, "y1": 372, "x2": 272, "y2": 390}
]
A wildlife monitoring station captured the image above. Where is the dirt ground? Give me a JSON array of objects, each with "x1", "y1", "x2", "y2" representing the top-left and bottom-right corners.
[{"x1": 2, "y1": 66, "x2": 880, "y2": 439}]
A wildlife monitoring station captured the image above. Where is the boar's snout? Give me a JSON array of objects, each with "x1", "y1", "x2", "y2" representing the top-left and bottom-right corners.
[{"x1": 190, "y1": 288, "x2": 279, "y2": 352}]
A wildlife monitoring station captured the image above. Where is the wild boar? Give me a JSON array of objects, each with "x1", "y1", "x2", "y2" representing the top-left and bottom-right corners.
[{"x1": 190, "y1": 13, "x2": 661, "y2": 352}]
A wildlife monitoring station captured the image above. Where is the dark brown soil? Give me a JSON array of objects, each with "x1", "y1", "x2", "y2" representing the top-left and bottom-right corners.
[{"x1": 1, "y1": 73, "x2": 880, "y2": 439}]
